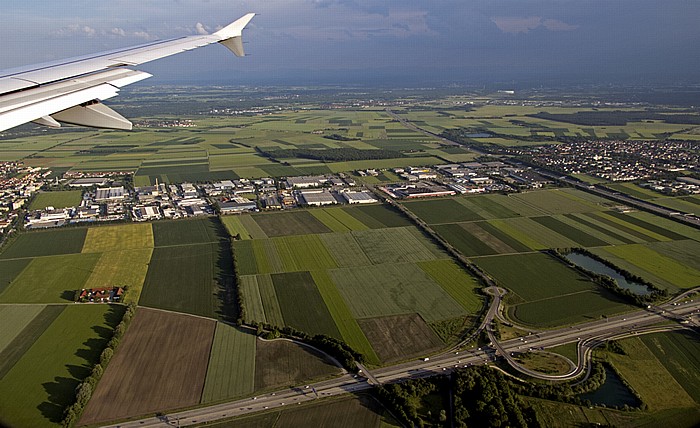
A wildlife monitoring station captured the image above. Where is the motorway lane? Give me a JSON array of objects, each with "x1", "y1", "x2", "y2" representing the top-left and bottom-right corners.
[{"x1": 104, "y1": 299, "x2": 699, "y2": 427}]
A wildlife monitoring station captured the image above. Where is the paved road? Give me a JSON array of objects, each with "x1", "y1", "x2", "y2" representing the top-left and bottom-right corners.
[{"x1": 104, "y1": 292, "x2": 699, "y2": 427}]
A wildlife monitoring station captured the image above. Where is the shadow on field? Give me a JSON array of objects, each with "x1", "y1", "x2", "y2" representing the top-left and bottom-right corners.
[
  {"x1": 61, "y1": 290, "x2": 76, "y2": 302},
  {"x1": 39, "y1": 376, "x2": 81, "y2": 423},
  {"x1": 38, "y1": 305, "x2": 125, "y2": 423},
  {"x1": 213, "y1": 219, "x2": 239, "y2": 323}
]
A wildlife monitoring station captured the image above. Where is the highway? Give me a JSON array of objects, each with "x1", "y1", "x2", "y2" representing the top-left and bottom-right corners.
[{"x1": 103, "y1": 291, "x2": 699, "y2": 428}]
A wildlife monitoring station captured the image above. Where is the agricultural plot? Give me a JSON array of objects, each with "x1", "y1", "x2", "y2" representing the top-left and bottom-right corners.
[
  {"x1": 275, "y1": 395, "x2": 385, "y2": 428},
  {"x1": 310, "y1": 207, "x2": 370, "y2": 232},
  {"x1": 28, "y1": 190, "x2": 82, "y2": 210},
  {"x1": 640, "y1": 331, "x2": 700, "y2": 403},
  {"x1": 319, "y1": 233, "x2": 372, "y2": 267},
  {"x1": 152, "y1": 217, "x2": 223, "y2": 247},
  {"x1": 254, "y1": 339, "x2": 341, "y2": 391},
  {"x1": 201, "y1": 323, "x2": 257, "y2": 403},
  {"x1": 0, "y1": 305, "x2": 121, "y2": 428},
  {"x1": 0, "y1": 258, "x2": 31, "y2": 295},
  {"x1": 330, "y1": 263, "x2": 466, "y2": 323},
  {"x1": 599, "y1": 244, "x2": 700, "y2": 289},
  {"x1": 474, "y1": 253, "x2": 595, "y2": 303},
  {"x1": 80, "y1": 309, "x2": 216, "y2": 425},
  {"x1": 310, "y1": 270, "x2": 379, "y2": 364},
  {"x1": 648, "y1": 240, "x2": 700, "y2": 272},
  {"x1": 509, "y1": 190, "x2": 599, "y2": 215},
  {"x1": 403, "y1": 198, "x2": 483, "y2": 224},
  {"x1": 81, "y1": 223, "x2": 153, "y2": 252},
  {"x1": 352, "y1": 227, "x2": 442, "y2": 264},
  {"x1": 345, "y1": 204, "x2": 413, "y2": 228},
  {"x1": 271, "y1": 271, "x2": 342, "y2": 338},
  {"x1": 0, "y1": 305, "x2": 62, "y2": 379},
  {"x1": 139, "y1": 243, "x2": 223, "y2": 319},
  {"x1": 233, "y1": 240, "x2": 258, "y2": 275},
  {"x1": 433, "y1": 223, "x2": 500, "y2": 257},
  {"x1": 530, "y1": 216, "x2": 609, "y2": 247},
  {"x1": 454, "y1": 195, "x2": 520, "y2": 220},
  {"x1": 85, "y1": 249, "x2": 153, "y2": 303},
  {"x1": 493, "y1": 217, "x2": 578, "y2": 249},
  {"x1": 608, "y1": 336, "x2": 696, "y2": 411},
  {"x1": 240, "y1": 275, "x2": 268, "y2": 323},
  {"x1": 0, "y1": 253, "x2": 101, "y2": 303},
  {"x1": 252, "y1": 211, "x2": 331, "y2": 237},
  {"x1": 358, "y1": 314, "x2": 444, "y2": 362},
  {"x1": 274, "y1": 235, "x2": 338, "y2": 272},
  {"x1": 417, "y1": 260, "x2": 483, "y2": 312},
  {"x1": 222, "y1": 215, "x2": 253, "y2": 239},
  {"x1": 0, "y1": 228, "x2": 87, "y2": 259},
  {"x1": 511, "y1": 289, "x2": 633, "y2": 327}
]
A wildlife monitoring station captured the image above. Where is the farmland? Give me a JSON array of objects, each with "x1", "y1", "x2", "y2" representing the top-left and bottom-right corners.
[
  {"x1": 28, "y1": 190, "x2": 82, "y2": 210},
  {"x1": 254, "y1": 339, "x2": 342, "y2": 390},
  {"x1": 0, "y1": 253, "x2": 101, "y2": 303},
  {"x1": 357, "y1": 314, "x2": 445, "y2": 362},
  {"x1": 0, "y1": 227, "x2": 87, "y2": 259},
  {"x1": 202, "y1": 323, "x2": 257, "y2": 403},
  {"x1": 252, "y1": 211, "x2": 331, "y2": 237},
  {"x1": 79, "y1": 309, "x2": 216, "y2": 425},
  {"x1": 0, "y1": 305, "x2": 122, "y2": 428},
  {"x1": 81, "y1": 223, "x2": 154, "y2": 252}
]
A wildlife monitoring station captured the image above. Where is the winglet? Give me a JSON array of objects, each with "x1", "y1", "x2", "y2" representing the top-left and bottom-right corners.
[{"x1": 215, "y1": 13, "x2": 255, "y2": 56}]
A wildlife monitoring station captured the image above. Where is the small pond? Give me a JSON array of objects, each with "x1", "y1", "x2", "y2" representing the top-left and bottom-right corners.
[
  {"x1": 578, "y1": 365, "x2": 641, "y2": 408},
  {"x1": 565, "y1": 252, "x2": 652, "y2": 296},
  {"x1": 465, "y1": 133, "x2": 493, "y2": 138}
]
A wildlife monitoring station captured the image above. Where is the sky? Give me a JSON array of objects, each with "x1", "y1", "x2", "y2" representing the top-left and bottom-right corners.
[{"x1": 2, "y1": 1, "x2": 700, "y2": 86}]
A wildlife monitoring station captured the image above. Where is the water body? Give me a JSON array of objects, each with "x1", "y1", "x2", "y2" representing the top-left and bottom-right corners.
[
  {"x1": 565, "y1": 252, "x2": 652, "y2": 296},
  {"x1": 579, "y1": 365, "x2": 641, "y2": 408},
  {"x1": 465, "y1": 133, "x2": 493, "y2": 138}
]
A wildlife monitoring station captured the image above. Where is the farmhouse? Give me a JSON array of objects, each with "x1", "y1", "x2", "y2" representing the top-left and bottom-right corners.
[{"x1": 77, "y1": 287, "x2": 124, "y2": 303}]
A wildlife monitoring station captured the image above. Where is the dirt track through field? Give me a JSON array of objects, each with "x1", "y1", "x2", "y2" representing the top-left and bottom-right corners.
[{"x1": 79, "y1": 308, "x2": 215, "y2": 425}]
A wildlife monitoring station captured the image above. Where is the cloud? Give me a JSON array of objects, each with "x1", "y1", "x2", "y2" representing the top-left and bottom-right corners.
[
  {"x1": 133, "y1": 31, "x2": 153, "y2": 40},
  {"x1": 491, "y1": 16, "x2": 542, "y2": 34},
  {"x1": 53, "y1": 24, "x2": 97, "y2": 37},
  {"x1": 491, "y1": 16, "x2": 578, "y2": 34},
  {"x1": 195, "y1": 22, "x2": 209, "y2": 35},
  {"x1": 110, "y1": 27, "x2": 127, "y2": 37},
  {"x1": 542, "y1": 19, "x2": 579, "y2": 32}
]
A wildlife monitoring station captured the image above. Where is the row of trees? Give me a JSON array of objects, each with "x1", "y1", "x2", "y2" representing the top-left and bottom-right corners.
[
  {"x1": 62, "y1": 303, "x2": 137, "y2": 427},
  {"x1": 257, "y1": 147, "x2": 405, "y2": 162}
]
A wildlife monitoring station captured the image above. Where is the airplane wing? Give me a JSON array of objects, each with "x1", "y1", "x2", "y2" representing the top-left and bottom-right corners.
[{"x1": 0, "y1": 13, "x2": 255, "y2": 132}]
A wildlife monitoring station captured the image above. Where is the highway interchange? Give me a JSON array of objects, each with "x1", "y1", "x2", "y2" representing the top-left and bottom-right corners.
[{"x1": 104, "y1": 288, "x2": 699, "y2": 428}]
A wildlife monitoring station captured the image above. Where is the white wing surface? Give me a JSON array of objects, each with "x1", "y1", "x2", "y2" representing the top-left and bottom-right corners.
[{"x1": 0, "y1": 13, "x2": 255, "y2": 132}]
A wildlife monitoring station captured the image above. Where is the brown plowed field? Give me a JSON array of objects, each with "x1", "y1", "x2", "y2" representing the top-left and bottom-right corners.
[
  {"x1": 358, "y1": 313, "x2": 443, "y2": 363},
  {"x1": 79, "y1": 308, "x2": 216, "y2": 425}
]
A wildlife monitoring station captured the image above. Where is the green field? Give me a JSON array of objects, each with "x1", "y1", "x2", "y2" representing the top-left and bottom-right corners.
[
  {"x1": 403, "y1": 198, "x2": 483, "y2": 224},
  {"x1": 0, "y1": 305, "x2": 63, "y2": 379},
  {"x1": 0, "y1": 253, "x2": 101, "y2": 303},
  {"x1": 475, "y1": 253, "x2": 595, "y2": 302},
  {"x1": 252, "y1": 211, "x2": 331, "y2": 237},
  {"x1": 0, "y1": 305, "x2": 122, "y2": 427},
  {"x1": 201, "y1": 323, "x2": 257, "y2": 403},
  {"x1": 152, "y1": 217, "x2": 223, "y2": 246},
  {"x1": 28, "y1": 190, "x2": 82, "y2": 210},
  {"x1": 275, "y1": 235, "x2": 338, "y2": 271},
  {"x1": 318, "y1": 233, "x2": 372, "y2": 267},
  {"x1": 417, "y1": 260, "x2": 483, "y2": 312},
  {"x1": 345, "y1": 204, "x2": 413, "y2": 228},
  {"x1": 310, "y1": 270, "x2": 380, "y2": 364},
  {"x1": 310, "y1": 207, "x2": 370, "y2": 232},
  {"x1": 352, "y1": 227, "x2": 443, "y2": 264},
  {"x1": 0, "y1": 228, "x2": 87, "y2": 259},
  {"x1": 511, "y1": 289, "x2": 634, "y2": 327},
  {"x1": 600, "y1": 244, "x2": 700, "y2": 289},
  {"x1": 82, "y1": 223, "x2": 154, "y2": 252},
  {"x1": 139, "y1": 243, "x2": 223, "y2": 318},
  {"x1": 271, "y1": 271, "x2": 342, "y2": 338},
  {"x1": 358, "y1": 314, "x2": 445, "y2": 362},
  {"x1": 0, "y1": 259, "x2": 31, "y2": 295},
  {"x1": 85, "y1": 248, "x2": 153, "y2": 303},
  {"x1": 330, "y1": 263, "x2": 466, "y2": 323},
  {"x1": 640, "y1": 331, "x2": 700, "y2": 403}
]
